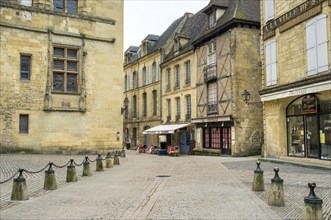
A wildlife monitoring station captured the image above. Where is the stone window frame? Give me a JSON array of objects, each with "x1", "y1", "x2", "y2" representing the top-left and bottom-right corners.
[
  {"x1": 185, "y1": 94, "x2": 191, "y2": 120},
  {"x1": 167, "y1": 98, "x2": 171, "y2": 118},
  {"x1": 166, "y1": 68, "x2": 171, "y2": 91},
  {"x1": 174, "y1": 64, "x2": 180, "y2": 89},
  {"x1": 54, "y1": 0, "x2": 78, "y2": 14},
  {"x1": 52, "y1": 45, "x2": 80, "y2": 94},
  {"x1": 132, "y1": 95, "x2": 137, "y2": 118},
  {"x1": 175, "y1": 96, "x2": 181, "y2": 121},
  {"x1": 19, "y1": 114, "x2": 29, "y2": 134},
  {"x1": 20, "y1": 53, "x2": 32, "y2": 80}
]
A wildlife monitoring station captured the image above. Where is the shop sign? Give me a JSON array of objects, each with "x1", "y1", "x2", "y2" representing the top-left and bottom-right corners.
[
  {"x1": 263, "y1": 0, "x2": 324, "y2": 40},
  {"x1": 302, "y1": 95, "x2": 318, "y2": 113},
  {"x1": 289, "y1": 88, "x2": 307, "y2": 96}
]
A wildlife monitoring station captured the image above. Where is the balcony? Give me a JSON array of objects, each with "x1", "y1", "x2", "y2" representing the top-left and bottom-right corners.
[
  {"x1": 175, "y1": 115, "x2": 181, "y2": 122},
  {"x1": 167, "y1": 115, "x2": 171, "y2": 122},
  {"x1": 185, "y1": 114, "x2": 191, "y2": 121},
  {"x1": 204, "y1": 64, "x2": 217, "y2": 82}
]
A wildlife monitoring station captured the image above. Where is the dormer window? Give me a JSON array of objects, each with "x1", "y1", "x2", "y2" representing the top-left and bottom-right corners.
[{"x1": 208, "y1": 11, "x2": 216, "y2": 28}]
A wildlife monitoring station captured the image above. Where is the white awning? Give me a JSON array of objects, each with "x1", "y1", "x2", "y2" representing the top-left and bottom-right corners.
[{"x1": 143, "y1": 124, "x2": 190, "y2": 135}]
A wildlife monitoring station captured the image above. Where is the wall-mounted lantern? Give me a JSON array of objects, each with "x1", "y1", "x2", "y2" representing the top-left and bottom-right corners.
[{"x1": 242, "y1": 90, "x2": 250, "y2": 104}]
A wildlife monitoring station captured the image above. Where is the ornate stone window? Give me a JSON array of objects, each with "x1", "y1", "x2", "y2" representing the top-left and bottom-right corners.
[{"x1": 52, "y1": 46, "x2": 79, "y2": 93}]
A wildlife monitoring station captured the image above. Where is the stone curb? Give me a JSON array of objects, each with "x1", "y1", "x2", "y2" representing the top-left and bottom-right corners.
[{"x1": 259, "y1": 158, "x2": 331, "y2": 171}]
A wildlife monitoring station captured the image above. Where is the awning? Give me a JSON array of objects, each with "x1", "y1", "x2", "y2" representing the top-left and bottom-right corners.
[{"x1": 143, "y1": 124, "x2": 190, "y2": 135}]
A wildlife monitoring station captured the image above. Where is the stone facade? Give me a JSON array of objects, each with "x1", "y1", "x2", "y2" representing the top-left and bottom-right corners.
[
  {"x1": 260, "y1": 0, "x2": 331, "y2": 160},
  {"x1": 0, "y1": 0, "x2": 124, "y2": 153}
]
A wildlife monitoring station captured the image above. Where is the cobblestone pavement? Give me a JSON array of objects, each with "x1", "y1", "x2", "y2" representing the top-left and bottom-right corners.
[
  {"x1": 0, "y1": 152, "x2": 329, "y2": 219},
  {"x1": 221, "y1": 157, "x2": 331, "y2": 220}
]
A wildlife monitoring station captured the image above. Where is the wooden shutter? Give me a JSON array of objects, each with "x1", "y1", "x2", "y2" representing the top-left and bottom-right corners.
[{"x1": 316, "y1": 15, "x2": 328, "y2": 73}]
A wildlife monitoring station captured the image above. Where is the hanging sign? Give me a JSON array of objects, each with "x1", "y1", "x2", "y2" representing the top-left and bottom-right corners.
[{"x1": 302, "y1": 95, "x2": 318, "y2": 113}]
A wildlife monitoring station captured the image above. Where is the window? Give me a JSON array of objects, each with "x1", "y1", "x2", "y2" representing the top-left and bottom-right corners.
[
  {"x1": 186, "y1": 95, "x2": 191, "y2": 121},
  {"x1": 54, "y1": 0, "x2": 78, "y2": 14},
  {"x1": 167, "y1": 68, "x2": 171, "y2": 91},
  {"x1": 306, "y1": 14, "x2": 329, "y2": 75},
  {"x1": 133, "y1": 95, "x2": 137, "y2": 118},
  {"x1": 133, "y1": 71, "x2": 137, "y2": 89},
  {"x1": 265, "y1": 40, "x2": 277, "y2": 86},
  {"x1": 19, "y1": 114, "x2": 29, "y2": 133},
  {"x1": 142, "y1": 67, "x2": 147, "y2": 86},
  {"x1": 21, "y1": 0, "x2": 32, "y2": 6},
  {"x1": 175, "y1": 65, "x2": 180, "y2": 88},
  {"x1": 52, "y1": 47, "x2": 79, "y2": 93},
  {"x1": 143, "y1": 93, "x2": 147, "y2": 117},
  {"x1": 185, "y1": 61, "x2": 191, "y2": 85},
  {"x1": 265, "y1": 0, "x2": 274, "y2": 22},
  {"x1": 176, "y1": 97, "x2": 180, "y2": 120},
  {"x1": 20, "y1": 54, "x2": 31, "y2": 80},
  {"x1": 208, "y1": 11, "x2": 216, "y2": 27},
  {"x1": 152, "y1": 90, "x2": 157, "y2": 116},
  {"x1": 207, "y1": 42, "x2": 216, "y2": 65},
  {"x1": 167, "y1": 99, "x2": 171, "y2": 120},
  {"x1": 207, "y1": 82, "x2": 217, "y2": 113}
]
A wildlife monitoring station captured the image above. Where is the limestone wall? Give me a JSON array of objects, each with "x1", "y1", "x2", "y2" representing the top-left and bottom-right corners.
[{"x1": 0, "y1": 1, "x2": 124, "y2": 153}]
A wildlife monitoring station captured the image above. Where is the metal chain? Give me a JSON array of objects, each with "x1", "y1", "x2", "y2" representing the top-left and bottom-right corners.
[
  {"x1": 53, "y1": 160, "x2": 71, "y2": 168},
  {"x1": 87, "y1": 157, "x2": 97, "y2": 163},
  {"x1": 0, "y1": 171, "x2": 19, "y2": 184},
  {"x1": 73, "y1": 160, "x2": 84, "y2": 166},
  {"x1": 23, "y1": 163, "x2": 49, "y2": 174}
]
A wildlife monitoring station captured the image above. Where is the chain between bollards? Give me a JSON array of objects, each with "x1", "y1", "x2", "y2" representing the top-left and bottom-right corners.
[
  {"x1": 0, "y1": 171, "x2": 19, "y2": 184},
  {"x1": 23, "y1": 163, "x2": 49, "y2": 174},
  {"x1": 53, "y1": 160, "x2": 71, "y2": 169}
]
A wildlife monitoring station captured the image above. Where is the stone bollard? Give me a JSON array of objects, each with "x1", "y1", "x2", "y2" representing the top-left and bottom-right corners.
[
  {"x1": 44, "y1": 163, "x2": 57, "y2": 190},
  {"x1": 66, "y1": 159, "x2": 78, "y2": 182},
  {"x1": 113, "y1": 155, "x2": 120, "y2": 165},
  {"x1": 252, "y1": 160, "x2": 264, "y2": 191},
  {"x1": 268, "y1": 167, "x2": 285, "y2": 206},
  {"x1": 302, "y1": 183, "x2": 323, "y2": 220},
  {"x1": 11, "y1": 169, "x2": 29, "y2": 201},
  {"x1": 82, "y1": 156, "x2": 92, "y2": 176},
  {"x1": 96, "y1": 154, "x2": 104, "y2": 171},
  {"x1": 105, "y1": 153, "x2": 113, "y2": 168},
  {"x1": 121, "y1": 149, "x2": 126, "y2": 158}
]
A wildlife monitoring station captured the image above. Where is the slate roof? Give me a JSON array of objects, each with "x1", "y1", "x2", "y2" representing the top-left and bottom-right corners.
[
  {"x1": 193, "y1": 0, "x2": 260, "y2": 45},
  {"x1": 124, "y1": 15, "x2": 186, "y2": 65},
  {"x1": 125, "y1": 46, "x2": 139, "y2": 53}
]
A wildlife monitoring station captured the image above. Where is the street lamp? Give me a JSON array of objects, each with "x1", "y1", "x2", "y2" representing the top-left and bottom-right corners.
[
  {"x1": 242, "y1": 90, "x2": 250, "y2": 104},
  {"x1": 121, "y1": 97, "x2": 129, "y2": 114}
]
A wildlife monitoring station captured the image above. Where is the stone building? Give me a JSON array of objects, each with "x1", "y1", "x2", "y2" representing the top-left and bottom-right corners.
[
  {"x1": 0, "y1": 0, "x2": 124, "y2": 153},
  {"x1": 123, "y1": 14, "x2": 189, "y2": 149},
  {"x1": 260, "y1": 0, "x2": 331, "y2": 160},
  {"x1": 191, "y1": 0, "x2": 263, "y2": 156},
  {"x1": 159, "y1": 11, "x2": 206, "y2": 154}
]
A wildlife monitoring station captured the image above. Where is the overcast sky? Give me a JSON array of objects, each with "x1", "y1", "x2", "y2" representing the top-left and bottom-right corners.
[{"x1": 124, "y1": 0, "x2": 209, "y2": 51}]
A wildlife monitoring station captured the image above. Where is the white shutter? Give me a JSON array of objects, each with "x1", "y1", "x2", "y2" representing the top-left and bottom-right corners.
[
  {"x1": 266, "y1": 40, "x2": 277, "y2": 86},
  {"x1": 21, "y1": 0, "x2": 32, "y2": 6},
  {"x1": 265, "y1": 0, "x2": 274, "y2": 22},
  {"x1": 139, "y1": 69, "x2": 143, "y2": 86},
  {"x1": 316, "y1": 15, "x2": 328, "y2": 73},
  {"x1": 306, "y1": 20, "x2": 317, "y2": 75}
]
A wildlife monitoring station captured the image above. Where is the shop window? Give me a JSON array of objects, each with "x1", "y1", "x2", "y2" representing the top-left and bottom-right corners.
[
  {"x1": 265, "y1": 39, "x2": 277, "y2": 86},
  {"x1": 20, "y1": 54, "x2": 31, "y2": 80},
  {"x1": 306, "y1": 14, "x2": 328, "y2": 75},
  {"x1": 287, "y1": 95, "x2": 331, "y2": 160},
  {"x1": 52, "y1": 46, "x2": 79, "y2": 93}
]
